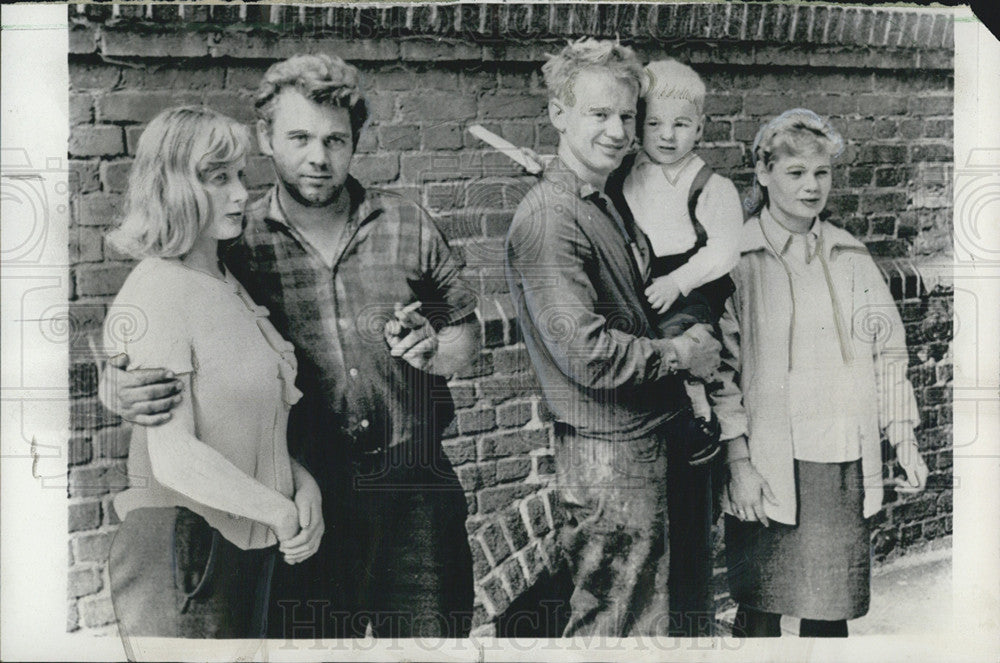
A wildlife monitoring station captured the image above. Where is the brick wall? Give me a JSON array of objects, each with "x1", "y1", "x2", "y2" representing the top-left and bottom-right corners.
[{"x1": 66, "y1": 3, "x2": 954, "y2": 633}]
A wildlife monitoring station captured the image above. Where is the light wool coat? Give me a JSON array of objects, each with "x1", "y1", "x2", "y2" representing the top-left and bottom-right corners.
[{"x1": 712, "y1": 211, "x2": 919, "y2": 525}]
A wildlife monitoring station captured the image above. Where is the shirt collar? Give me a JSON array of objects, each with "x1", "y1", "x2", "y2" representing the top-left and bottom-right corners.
[
  {"x1": 632, "y1": 149, "x2": 699, "y2": 183},
  {"x1": 542, "y1": 157, "x2": 607, "y2": 200},
  {"x1": 740, "y1": 207, "x2": 867, "y2": 261},
  {"x1": 760, "y1": 207, "x2": 822, "y2": 260}
]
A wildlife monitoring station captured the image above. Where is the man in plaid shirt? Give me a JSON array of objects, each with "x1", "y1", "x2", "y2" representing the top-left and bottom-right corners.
[{"x1": 100, "y1": 54, "x2": 479, "y2": 638}]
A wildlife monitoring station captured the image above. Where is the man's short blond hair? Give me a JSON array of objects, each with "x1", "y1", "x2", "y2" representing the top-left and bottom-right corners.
[
  {"x1": 641, "y1": 58, "x2": 706, "y2": 115},
  {"x1": 541, "y1": 38, "x2": 644, "y2": 105}
]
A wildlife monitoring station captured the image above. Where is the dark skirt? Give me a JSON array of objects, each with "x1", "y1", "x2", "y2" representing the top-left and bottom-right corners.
[
  {"x1": 109, "y1": 506, "x2": 277, "y2": 639},
  {"x1": 724, "y1": 459, "x2": 872, "y2": 621}
]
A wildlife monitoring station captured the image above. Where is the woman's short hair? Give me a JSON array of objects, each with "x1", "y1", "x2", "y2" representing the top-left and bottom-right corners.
[
  {"x1": 541, "y1": 38, "x2": 644, "y2": 105},
  {"x1": 745, "y1": 108, "x2": 845, "y2": 215},
  {"x1": 255, "y1": 53, "x2": 368, "y2": 146},
  {"x1": 107, "y1": 106, "x2": 252, "y2": 259},
  {"x1": 751, "y1": 108, "x2": 844, "y2": 170},
  {"x1": 640, "y1": 58, "x2": 707, "y2": 115}
]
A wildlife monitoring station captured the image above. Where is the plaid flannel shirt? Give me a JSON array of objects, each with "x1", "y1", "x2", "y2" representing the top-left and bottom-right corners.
[{"x1": 225, "y1": 177, "x2": 477, "y2": 462}]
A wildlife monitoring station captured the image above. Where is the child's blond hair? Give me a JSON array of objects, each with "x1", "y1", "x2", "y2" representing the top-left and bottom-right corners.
[{"x1": 641, "y1": 58, "x2": 706, "y2": 115}]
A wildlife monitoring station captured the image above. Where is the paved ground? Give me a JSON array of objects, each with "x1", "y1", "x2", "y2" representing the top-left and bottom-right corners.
[
  {"x1": 851, "y1": 545, "x2": 952, "y2": 636},
  {"x1": 717, "y1": 541, "x2": 953, "y2": 636}
]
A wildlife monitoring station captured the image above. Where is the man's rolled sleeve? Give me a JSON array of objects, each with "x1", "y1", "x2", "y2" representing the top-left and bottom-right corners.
[{"x1": 419, "y1": 212, "x2": 478, "y2": 328}]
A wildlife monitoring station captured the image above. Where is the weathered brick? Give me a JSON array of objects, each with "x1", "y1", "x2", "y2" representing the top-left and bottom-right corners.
[
  {"x1": 802, "y1": 94, "x2": 857, "y2": 117},
  {"x1": 923, "y1": 119, "x2": 952, "y2": 139},
  {"x1": 455, "y1": 463, "x2": 479, "y2": 491},
  {"x1": 858, "y1": 144, "x2": 907, "y2": 164},
  {"x1": 496, "y1": 401, "x2": 532, "y2": 429},
  {"x1": 68, "y1": 434, "x2": 93, "y2": 468},
  {"x1": 477, "y1": 521, "x2": 512, "y2": 565},
  {"x1": 400, "y1": 41, "x2": 481, "y2": 62},
  {"x1": 74, "y1": 264, "x2": 133, "y2": 298},
  {"x1": 424, "y1": 182, "x2": 463, "y2": 212},
  {"x1": 874, "y1": 167, "x2": 907, "y2": 188},
  {"x1": 69, "y1": 126, "x2": 125, "y2": 158},
  {"x1": 94, "y1": 424, "x2": 131, "y2": 459},
  {"x1": 699, "y1": 146, "x2": 744, "y2": 171},
  {"x1": 72, "y1": 531, "x2": 113, "y2": 563},
  {"x1": 443, "y1": 436, "x2": 476, "y2": 466},
  {"x1": 481, "y1": 574, "x2": 510, "y2": 615},
  {"x1": 98, "y1": 91, "x2": 201, "y2": 124},
  {"x1": 68, "y1": 462, "x2": 129, "y2": 499},
  {"x1": 478, "y1": 93, "x2": 546, "y2": 120},
  {"x1": 399, "y1": 93, "x2": 477, "y2": 122},
  {"x1": 68, "y1": 500, "x2": 101, "y2": 533},
  {"x1": 869, "y1": 215, "x2": 896, "y2": 236},
  {"x1": 69, "y1": 62, "x2": 119, "y2": 91},
  {"x1": 479, "y1": 429, "x2": 548, "y2": 461},
  {"x1": 102, "y1": 29, "x2": 209, "y2": 58},
  {"x1": 500, "y1": 506, "x2": 530, "y2": 552},
  {"x1": 825, "y1": 192, "x2": 859, "y2": 216},
  {"x1": 501, "y1": 557, "x2": 527, "y2": 598},
  {"x1": 477, "y1": 482, "x2": 536, "y2": 514},
  {"x1": 377, "y1": 125, "x2": 420, "y2": 151},
  {"x1": 78, "y1": 594, "x2": 117, "y2": 628},
  {"x1": 70, "y1": 93, "x2": 94, "y2": 126},
  {"x1": 68, "y1": 565, "x2": 103, "y2": 598},
  {"x1": 476, "y1": 372, "x2": 541, "y2": 402},
  {"x1": 857, "y1": 94, "x2": 908, "y2": 117},
  {"x1": 120, "y1": 65, "x2": 224, "y2": 91},
  {"x1": 469, "y1": 537, "x2": 491, "y2": 578},
  {"x1": 375, "y1": 68, "x2": 459, "y2": 91},
  {"x1": 99, "y1": 160, "x2": 132, "y2": 193},
  {"x1": 68, "y1": 602, "x2": 80, "y2": 633},
  {"x1": 202, "y1": 92, "x2": 258, "y2": 124},
  {"x1": 75, "y1": 193, "x2": 122, "y2": 227},
  {"x1": 862, "y1": 191, "x2": 908, "y2": 215},
  {"x1": 454, "y1": 349, "x2": 493, "y2": 379},
  {"x1": 458, "y1": 408, "x2": 496, "y2": 436},
  {"x1": 70, "y1": 396, "x2": 120, "y2": 431},
  {"x1": 496, "y1": 456, "x2": 532, "y2": 483},
  {"x1": 69, "y1": 227, "x2": 104, "y2": 264},
  {"x1": 911, "y1": 143, "x2": 952, "y2": 163},
  {"x1": 492, "y1": 346, "x2": 529, "y2": 375},
  {"x1": 702, "y1": 94, "x2": 743, "y2": 118},
  {"x1": 423, "y1": 123, "x2": 464, "y2": 150},
  {"x1": 349, "y1": 153, "x2": 399, "y2": 184},
  {"x1": 702, "y1": 119, "x2": 731, "y2": 143},
  {"x1": 521, "y1": 495, "x2": 550, "y2": 538},
  {"x1": 908, "y1": 96, "x2": 952, "y2": 116},
  {"x1": 400, "y1": 152, "x2": 483, "y2": 182},
  {"x1": 69, "y1": 160, "x2": 101, "y2": 196}
]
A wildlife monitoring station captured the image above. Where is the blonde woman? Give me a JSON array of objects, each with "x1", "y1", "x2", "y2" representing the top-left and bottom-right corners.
[
  {"x1": 713, "y1": 109, "x2": 928, "y2": 637},
  {"x1": 102, "y1": 106, "x2": 323, "y2": 638}
]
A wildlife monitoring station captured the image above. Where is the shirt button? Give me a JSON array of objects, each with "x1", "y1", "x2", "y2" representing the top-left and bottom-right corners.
[
  {"x1": 360, "y1": 419, "x2": 370, "y2": 429},
  {"x1": 349, "y1": 368, "x2": 359, "y2": 378},
  {"x1": 338, "y1": 318, "x2": 350, "y2": 330}
]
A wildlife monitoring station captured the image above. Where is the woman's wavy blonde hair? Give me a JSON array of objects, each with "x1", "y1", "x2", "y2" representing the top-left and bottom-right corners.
[
  {"x1": 107, "y1": 106, "x2": 252, "y2": 259},
  {"x1": 745, "y1": 108, "x2": 844, "y2": 216}
]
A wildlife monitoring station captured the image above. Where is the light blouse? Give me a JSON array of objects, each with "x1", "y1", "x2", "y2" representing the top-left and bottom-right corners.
[{"x1": 104, "y1": 257, "x2": 302, "y2": 549}]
